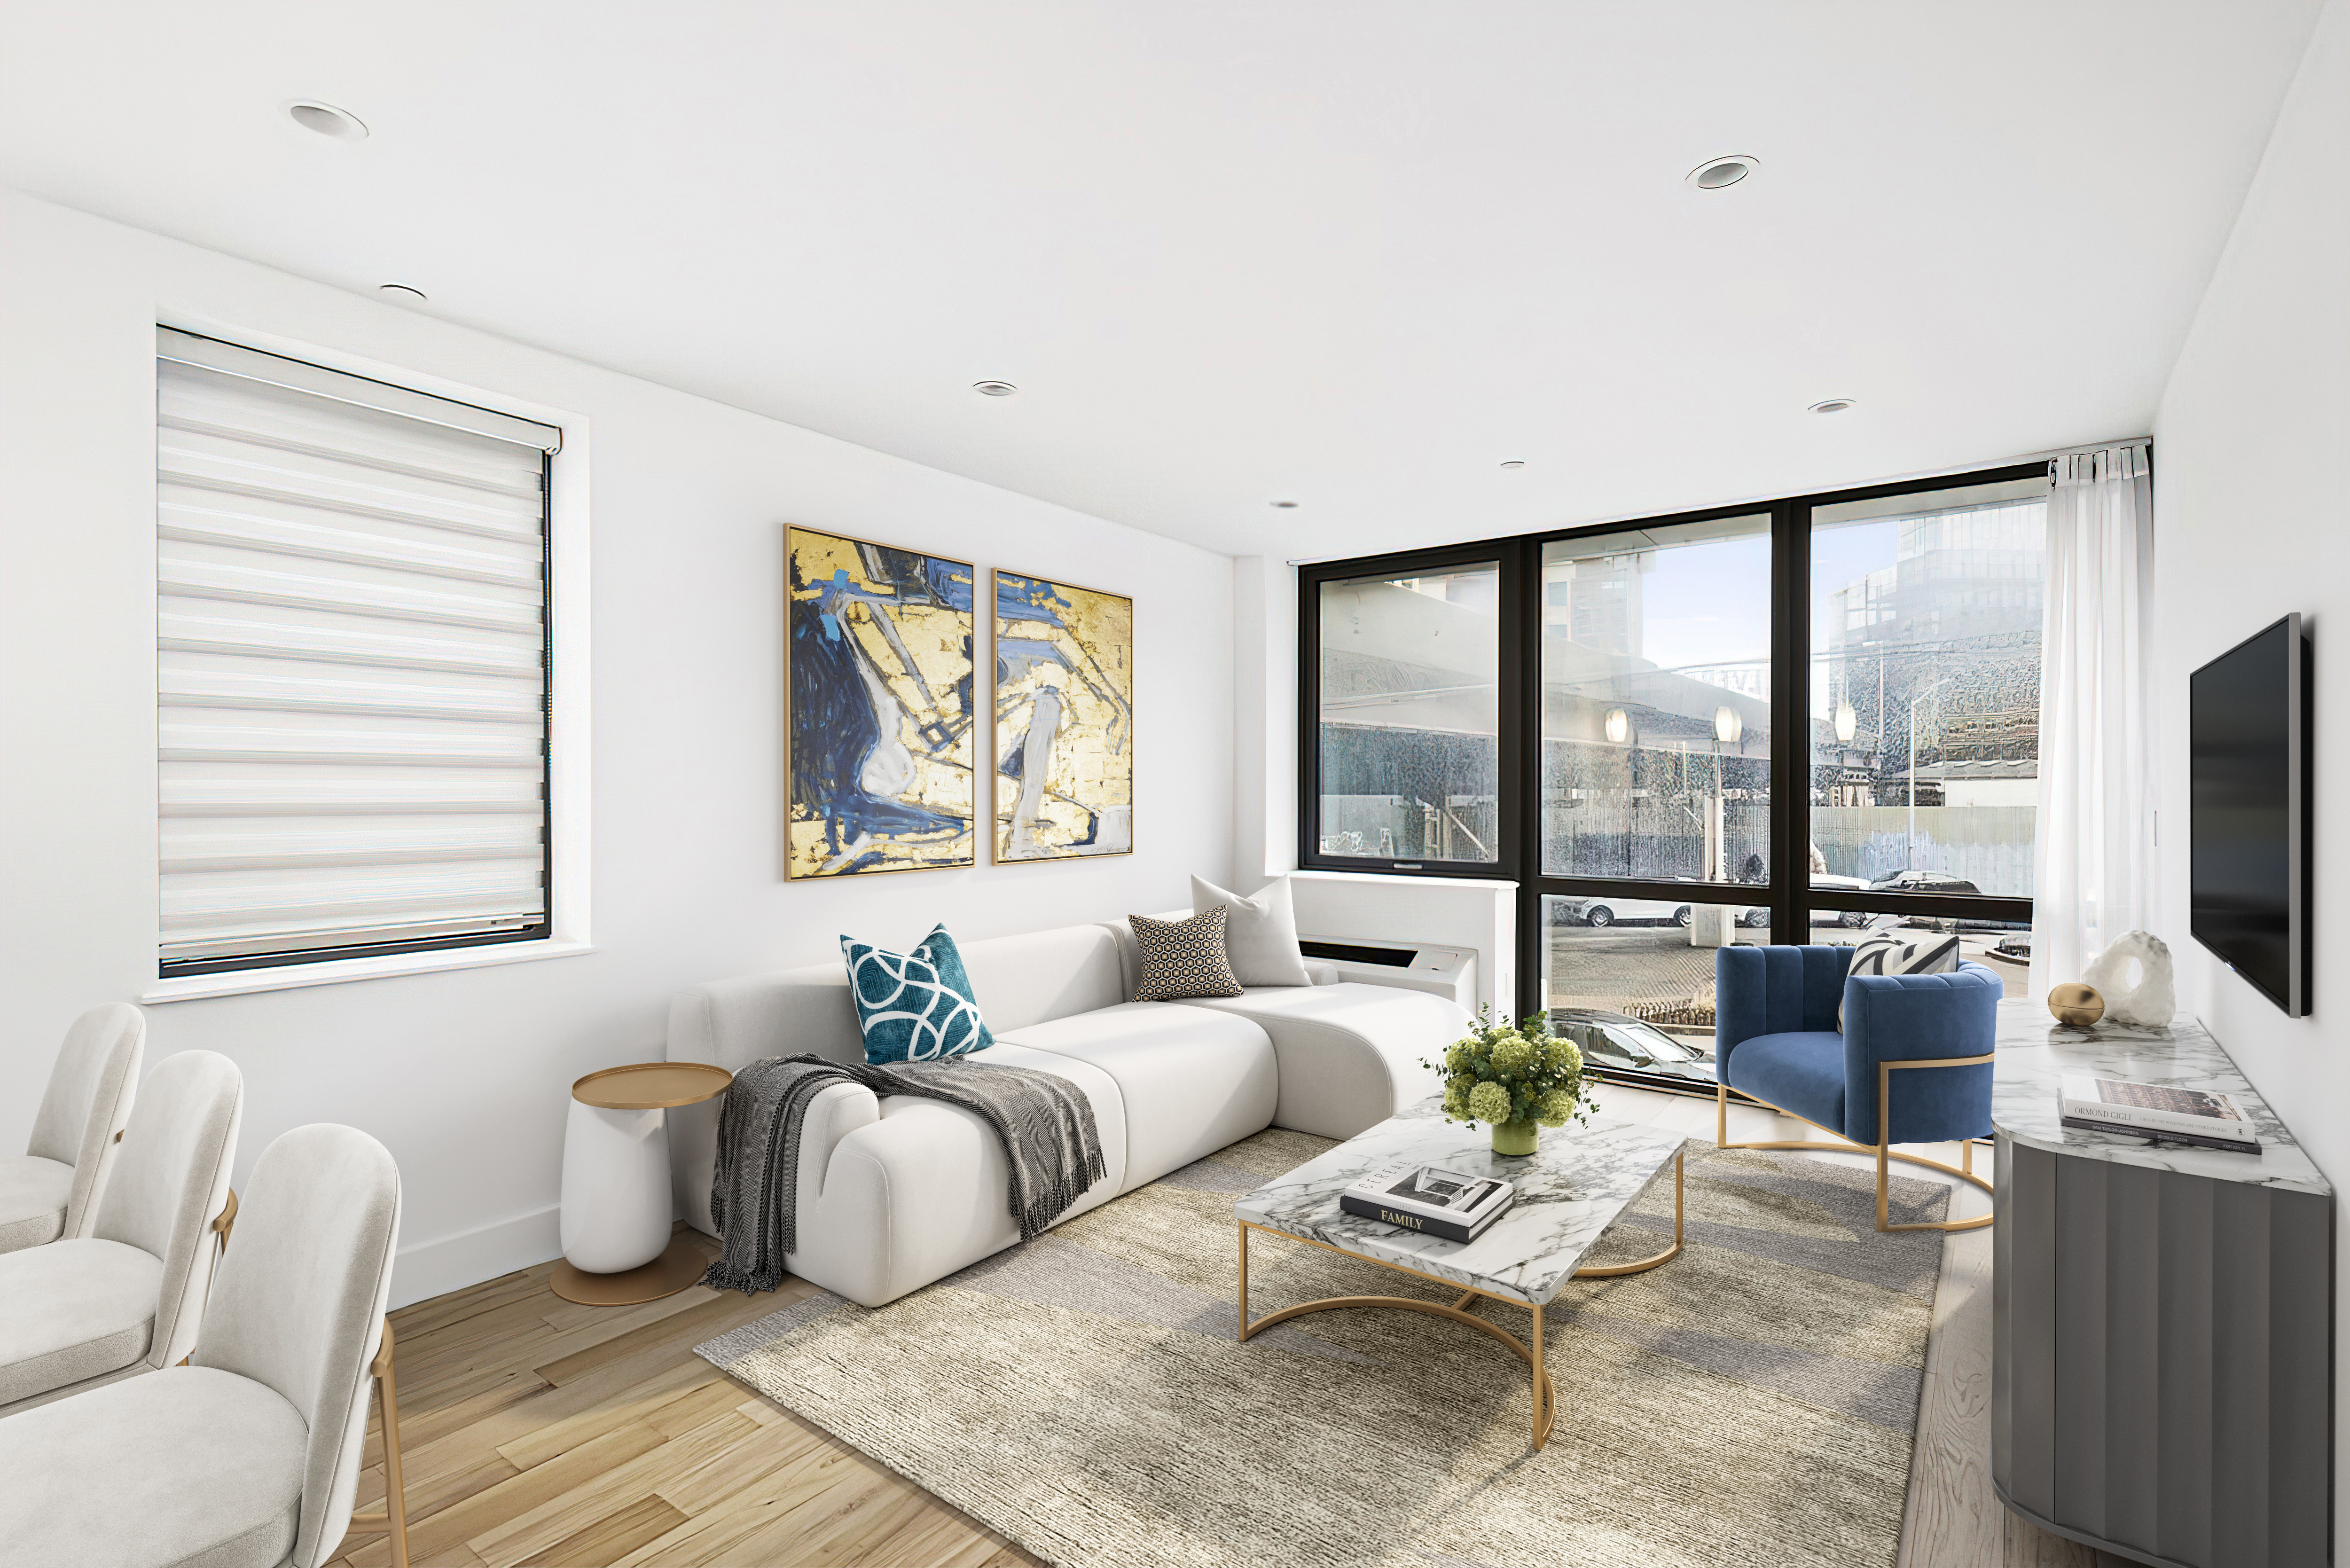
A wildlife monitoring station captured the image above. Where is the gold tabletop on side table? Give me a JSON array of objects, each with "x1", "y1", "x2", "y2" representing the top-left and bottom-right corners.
[
  {"x1": 571, "y1": 1061, "x2": 732, "y2": 1110},
  {"x1": 552, "y1": 1061, "x2": 735, "y2": 1307}
]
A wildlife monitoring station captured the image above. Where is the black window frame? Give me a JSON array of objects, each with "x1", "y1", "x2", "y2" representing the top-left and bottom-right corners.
[{"x1": 1297, "y1": 462, "x2": 2046, "y2": 1024}]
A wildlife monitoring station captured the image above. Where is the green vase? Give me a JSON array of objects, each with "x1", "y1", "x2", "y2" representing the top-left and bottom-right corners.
[{"x1": 1491, "y1": 1118, "x2": 1539, "y2": 1157}]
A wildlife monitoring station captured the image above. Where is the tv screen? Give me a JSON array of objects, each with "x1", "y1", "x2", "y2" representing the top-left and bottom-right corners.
[{"x1": 2189, "y1": 613, "x2": 2310, "y2": 1016}]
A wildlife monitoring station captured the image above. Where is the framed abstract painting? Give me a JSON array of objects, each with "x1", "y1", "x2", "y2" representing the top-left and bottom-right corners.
[
  {"x1": 992, "y1": 570, "x2": 1134, "y2": 861},
  {"x1": 786, "y1": 527, "x2": 978, "y2": 878}
]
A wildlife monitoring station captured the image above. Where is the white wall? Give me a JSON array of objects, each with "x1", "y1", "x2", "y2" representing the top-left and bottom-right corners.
[
  {"x1": 0, "y1": 193, "x2": 1236, "y2": 1305},
  {"x1": 2150, "y1": 0, "x2": 2350, "y2": 1537},
  {"x1": 1231, "y1": 555, "x2": 1297, "y2": 884}
]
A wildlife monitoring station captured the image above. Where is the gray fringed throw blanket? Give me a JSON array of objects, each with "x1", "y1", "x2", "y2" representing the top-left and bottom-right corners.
[{"x1": 704, "y1": 1053, "x2": 1110, "y2": 1295}]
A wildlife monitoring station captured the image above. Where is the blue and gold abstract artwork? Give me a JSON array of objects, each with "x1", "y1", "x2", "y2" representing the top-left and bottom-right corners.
[
  {"x1": 788, "y1": 528, "x2": 977, "y2": 878},
  {"x1": 993, "y1": 570, "x2": 1133, "y2": 862}
]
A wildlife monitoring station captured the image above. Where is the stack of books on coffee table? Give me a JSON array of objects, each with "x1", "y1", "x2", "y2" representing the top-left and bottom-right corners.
[{"x1": 1339, "y1": 1161, "x2": 1516, "y2": 1244}]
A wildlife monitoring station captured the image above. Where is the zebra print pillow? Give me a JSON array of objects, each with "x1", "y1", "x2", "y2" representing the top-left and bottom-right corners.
[{"x1": 1839, "y1": 928, "x2": 1960, "y2": 1029}]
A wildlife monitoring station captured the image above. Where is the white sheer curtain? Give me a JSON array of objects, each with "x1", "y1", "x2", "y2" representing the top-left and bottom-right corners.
[{"x1": 2029, "y1": 443, "x2": 2156, "y2": 998}]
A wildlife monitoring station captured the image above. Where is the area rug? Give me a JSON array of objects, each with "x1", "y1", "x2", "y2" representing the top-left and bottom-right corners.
[{"x1": 698, "y1": 1127, "x2": 1950, "y2": 1568}]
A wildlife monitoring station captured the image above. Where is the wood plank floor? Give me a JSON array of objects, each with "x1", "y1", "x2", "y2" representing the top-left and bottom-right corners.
[{"x1": 326, "y1": 1086, "x2": 2127, "y2": 1567}]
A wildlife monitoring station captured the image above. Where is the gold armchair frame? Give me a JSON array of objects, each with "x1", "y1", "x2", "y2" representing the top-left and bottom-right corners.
[{"x1": 1716, "y1": 1054, "x2": 1994, "y2": 1233}]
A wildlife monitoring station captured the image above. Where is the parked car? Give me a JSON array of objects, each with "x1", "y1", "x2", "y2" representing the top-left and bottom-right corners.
[
  {"x1": 1866, "y1": 870, "x2": 1983, "y2": 896},
  {"x1": 1552, "y1": 894, "x2": 1767, "y2": 928},
  {"x1": 1550, "y1": 1008, "x2": 1716, "y2": 1088},
  {"x1": 1864, "y1": 870, "x2": 2027, "y2": 932},
  {"x1": 1809, "y1": 873, "x2": 1870, "y2": 927}
]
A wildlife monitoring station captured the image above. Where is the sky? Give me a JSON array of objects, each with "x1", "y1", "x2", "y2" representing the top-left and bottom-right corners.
[{"x1": 1627, "y1": 518, "x2": 1896, "y2": 676}]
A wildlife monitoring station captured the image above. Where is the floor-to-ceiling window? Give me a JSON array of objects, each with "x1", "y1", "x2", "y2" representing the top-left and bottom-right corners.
[
  {"x1": 1803, "y1": 473, "x2": 2045, "y2": 1000},
  {"x1": 1535, "y1": 514, "x2": 1777, "y2": 1085},
  {"x1": 1299, "y1": 463, "x2": 2050, "y2": 1091}
]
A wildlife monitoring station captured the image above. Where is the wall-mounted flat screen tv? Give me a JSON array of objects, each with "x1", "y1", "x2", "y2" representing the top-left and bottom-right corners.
[{"x1": 2189, "y1": 613, "x2": 2310, "y2": 1016}]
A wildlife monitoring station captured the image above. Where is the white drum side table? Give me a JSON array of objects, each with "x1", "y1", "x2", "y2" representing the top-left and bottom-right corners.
[{"x1": 554, "y1": 1061, "x2": 732, "y2": 1306}]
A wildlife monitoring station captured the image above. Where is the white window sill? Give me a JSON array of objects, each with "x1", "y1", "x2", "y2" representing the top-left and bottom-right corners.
[
  {"x1": 1292, "y1": 869, "x2": 1520, "y2": 891},
  {"x1": 141, "y1": 939, "x2": 596, "y2": 1004}
]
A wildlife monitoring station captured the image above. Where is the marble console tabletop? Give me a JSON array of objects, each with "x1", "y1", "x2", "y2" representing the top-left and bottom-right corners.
[
  {"x1": 1233, "y1": 1096, "x2": 1687, "y2": 1307},
  {"x1": 1991, "y1": 999, "x2": 2330, "y2": 1198}
]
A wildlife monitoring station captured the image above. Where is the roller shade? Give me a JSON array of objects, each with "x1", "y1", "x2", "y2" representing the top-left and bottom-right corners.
[{"x1": 156, "y1": 329, "x2": 553, "y2": 973}]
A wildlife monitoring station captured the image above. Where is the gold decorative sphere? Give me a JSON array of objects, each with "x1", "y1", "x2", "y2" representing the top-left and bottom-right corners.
[{"x1": 2048, "y1": 983, "x2": 2106, "y2": 1027}]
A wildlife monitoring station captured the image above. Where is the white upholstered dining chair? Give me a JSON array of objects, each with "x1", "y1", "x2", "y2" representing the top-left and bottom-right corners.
[
  {"x1": 0, "y1": 1121, "x2": 406, "y2": 1568},
  {"x1": 0, "y1": 1048, "x2": 241, "y2": 1414},
  {"x1": 0, "y1": 1002, "x2": 145, "y2": 1254}
]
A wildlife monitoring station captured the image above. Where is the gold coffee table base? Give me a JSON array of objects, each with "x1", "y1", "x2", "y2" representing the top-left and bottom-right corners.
[
  {"x1": 1237, "y1": 1150, "x2": 1683, "y2": 1451},
  {"x1": 552, "y1": 1236, "x2": 709, "y2": 1306}
]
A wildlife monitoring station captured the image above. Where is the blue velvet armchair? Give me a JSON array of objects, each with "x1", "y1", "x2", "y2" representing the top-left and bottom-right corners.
[{"x1": 1713, "y1": 944, "x2": 2000, "y2": 1232}]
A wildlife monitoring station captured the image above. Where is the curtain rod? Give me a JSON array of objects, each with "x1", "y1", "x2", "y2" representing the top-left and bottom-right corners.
[{"x1": 1281, "y1": 434, "x2": 2153, "y2": 566}]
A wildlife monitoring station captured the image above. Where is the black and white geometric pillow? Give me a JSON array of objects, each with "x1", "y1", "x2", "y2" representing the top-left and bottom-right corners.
[
  {"x1": 1839, "y1": 928, "x2": 1960, "y2": 1029},
  {"x1": 1130, "y1": 907, "x2": 1245, "y2": 1002}
]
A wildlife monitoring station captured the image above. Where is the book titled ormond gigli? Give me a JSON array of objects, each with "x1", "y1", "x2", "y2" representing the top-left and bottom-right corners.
[
  {"x1": 1339, "y1": 1162, "x2": 1516, "y2": 1244},
  {"x1": 2058, "y1": 1075, "x2": 2260, "y2": 1155}
]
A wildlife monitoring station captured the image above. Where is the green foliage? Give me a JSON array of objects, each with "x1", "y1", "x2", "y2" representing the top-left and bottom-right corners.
[
  {"x1": 1420, "y1": 1007, "x2": 1597, "y2": 1133},
  {"x1": 1466, "y1": 1080, "x2": 1513, "y2": 1125}
]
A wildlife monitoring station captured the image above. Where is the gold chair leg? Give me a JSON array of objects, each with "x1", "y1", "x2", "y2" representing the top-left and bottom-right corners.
[
  {"x1": 343, "y1": 1316, "x2": 411, "y2": 1568},
  {"x1": 1877, "y1": 1140, "x2": 1892, "y2": 1231},
  {"x1": 1718, "y1": 1058, "x2": 1995, "y2": 1233}
]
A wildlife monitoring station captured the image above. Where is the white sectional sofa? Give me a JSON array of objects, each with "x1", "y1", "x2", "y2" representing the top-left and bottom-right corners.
[{"x1": 665, "y1": 914, "x2": 1467, "y2": 1306}]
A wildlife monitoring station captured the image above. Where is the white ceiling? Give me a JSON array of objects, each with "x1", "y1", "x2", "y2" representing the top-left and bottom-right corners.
[{"x1": 0, "y1": 2, "x2": 2325, "y2": 560}]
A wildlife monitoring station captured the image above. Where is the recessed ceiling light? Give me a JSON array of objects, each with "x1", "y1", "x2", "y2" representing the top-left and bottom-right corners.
[
  {"x1": 377, "y1": 282, "x2": 428, "y2": 303},
  {"x1": 1499, "y1": 460, "x2": 1527, "y2": 470},
  {"x1": 289, "y1": 101, "x2": 368, "y2": 141},
  {"x1": 972, "y1": 380, "x2": 1018, "y2": 397},
  {"x1": 1271, "y1": 500, "x2": 1299, "y2": 509},
  {"x1": 1808, "y1": 398, "x2": 1856, "y2": 415},
  {"x1": 1688, "y1": 154, "x2": 1757, "y2": 190}
]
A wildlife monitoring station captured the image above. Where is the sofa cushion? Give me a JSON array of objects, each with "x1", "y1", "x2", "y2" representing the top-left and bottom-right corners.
[
  {"x1": 1191, "y1": 874, "x2": 1312, "y2": 987},
  {"x1": 1723, "y1": 1031, "x2": 1848, "y2": 1135},
  {"x1": 0, "y1": 1154, "x2": 73, "y2": 1254},
  {"x1": 0, "y1": 1365, "x2": 304, "y2": 1568},
  {"x1": 996, "y1": 1003, "x2": 1277, "y2": 1187},
  {"x1": 0, "y1": 1237, "x2": 163, "y2": 1408},
  {"x1": 840, "y1": 924, "x2": 996, "y2": 1062},
  {"x1": 1178, "y1": 984, "x2": 1461, "y2": 1140},
  {"x1": 1129, "y1": 908, "x2": 1244, "y2": 1001},
  {"x1": 957, "y1": 923, "x2": 1129, "y2": 1031}
]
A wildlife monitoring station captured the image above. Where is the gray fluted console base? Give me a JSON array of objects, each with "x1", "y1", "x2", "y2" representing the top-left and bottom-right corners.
[{"x1": 1992, "y1": 1134, "x2": 2333, "y2": 1567}]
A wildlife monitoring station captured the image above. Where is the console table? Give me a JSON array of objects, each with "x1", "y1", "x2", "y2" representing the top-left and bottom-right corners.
[{"x1": 1991, "y1": 1001, "x2": 2332, "y2": 1568}]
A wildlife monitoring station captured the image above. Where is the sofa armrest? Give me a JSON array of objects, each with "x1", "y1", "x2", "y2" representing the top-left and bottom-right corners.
[
  {"x1": 668, "y1": 1079, "x2": 880, "y2": 1237},
  {"x1": 1839, "y1": 962, "x2": 2002, "y2": 1145}
]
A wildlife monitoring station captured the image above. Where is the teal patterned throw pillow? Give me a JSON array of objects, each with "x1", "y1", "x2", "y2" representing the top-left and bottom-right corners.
[{"x1": 840, "y1": 924, "x2": 996, "y2": 1063}]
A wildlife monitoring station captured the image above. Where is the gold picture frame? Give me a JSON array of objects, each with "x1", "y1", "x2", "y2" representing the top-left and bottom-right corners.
[
  {"x1": 785, "y1": 525, "x2": 978, "y2": 879},
  {"x1": 989, "y1": 568, "x2": 1134, "y2": 863}
]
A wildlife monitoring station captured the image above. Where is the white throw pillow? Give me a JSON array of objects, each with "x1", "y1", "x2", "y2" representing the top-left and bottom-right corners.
[
  {"x1": 1838, "y1": 928, "x2": 1959, "y2": 1029},
  {"x1": 1191, "y1": 874, "x2": 1313, "y2": 988}
]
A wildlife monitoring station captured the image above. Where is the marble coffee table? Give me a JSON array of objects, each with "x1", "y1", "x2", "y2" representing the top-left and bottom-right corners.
[{"x1": 1233, "y1": 1097, "x2": 1688, "y2": 1450}]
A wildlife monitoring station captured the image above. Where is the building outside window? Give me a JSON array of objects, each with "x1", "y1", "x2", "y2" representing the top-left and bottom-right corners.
[{"x1": 1314, "y1": 560, "x2": 1501, "y2": 867}]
